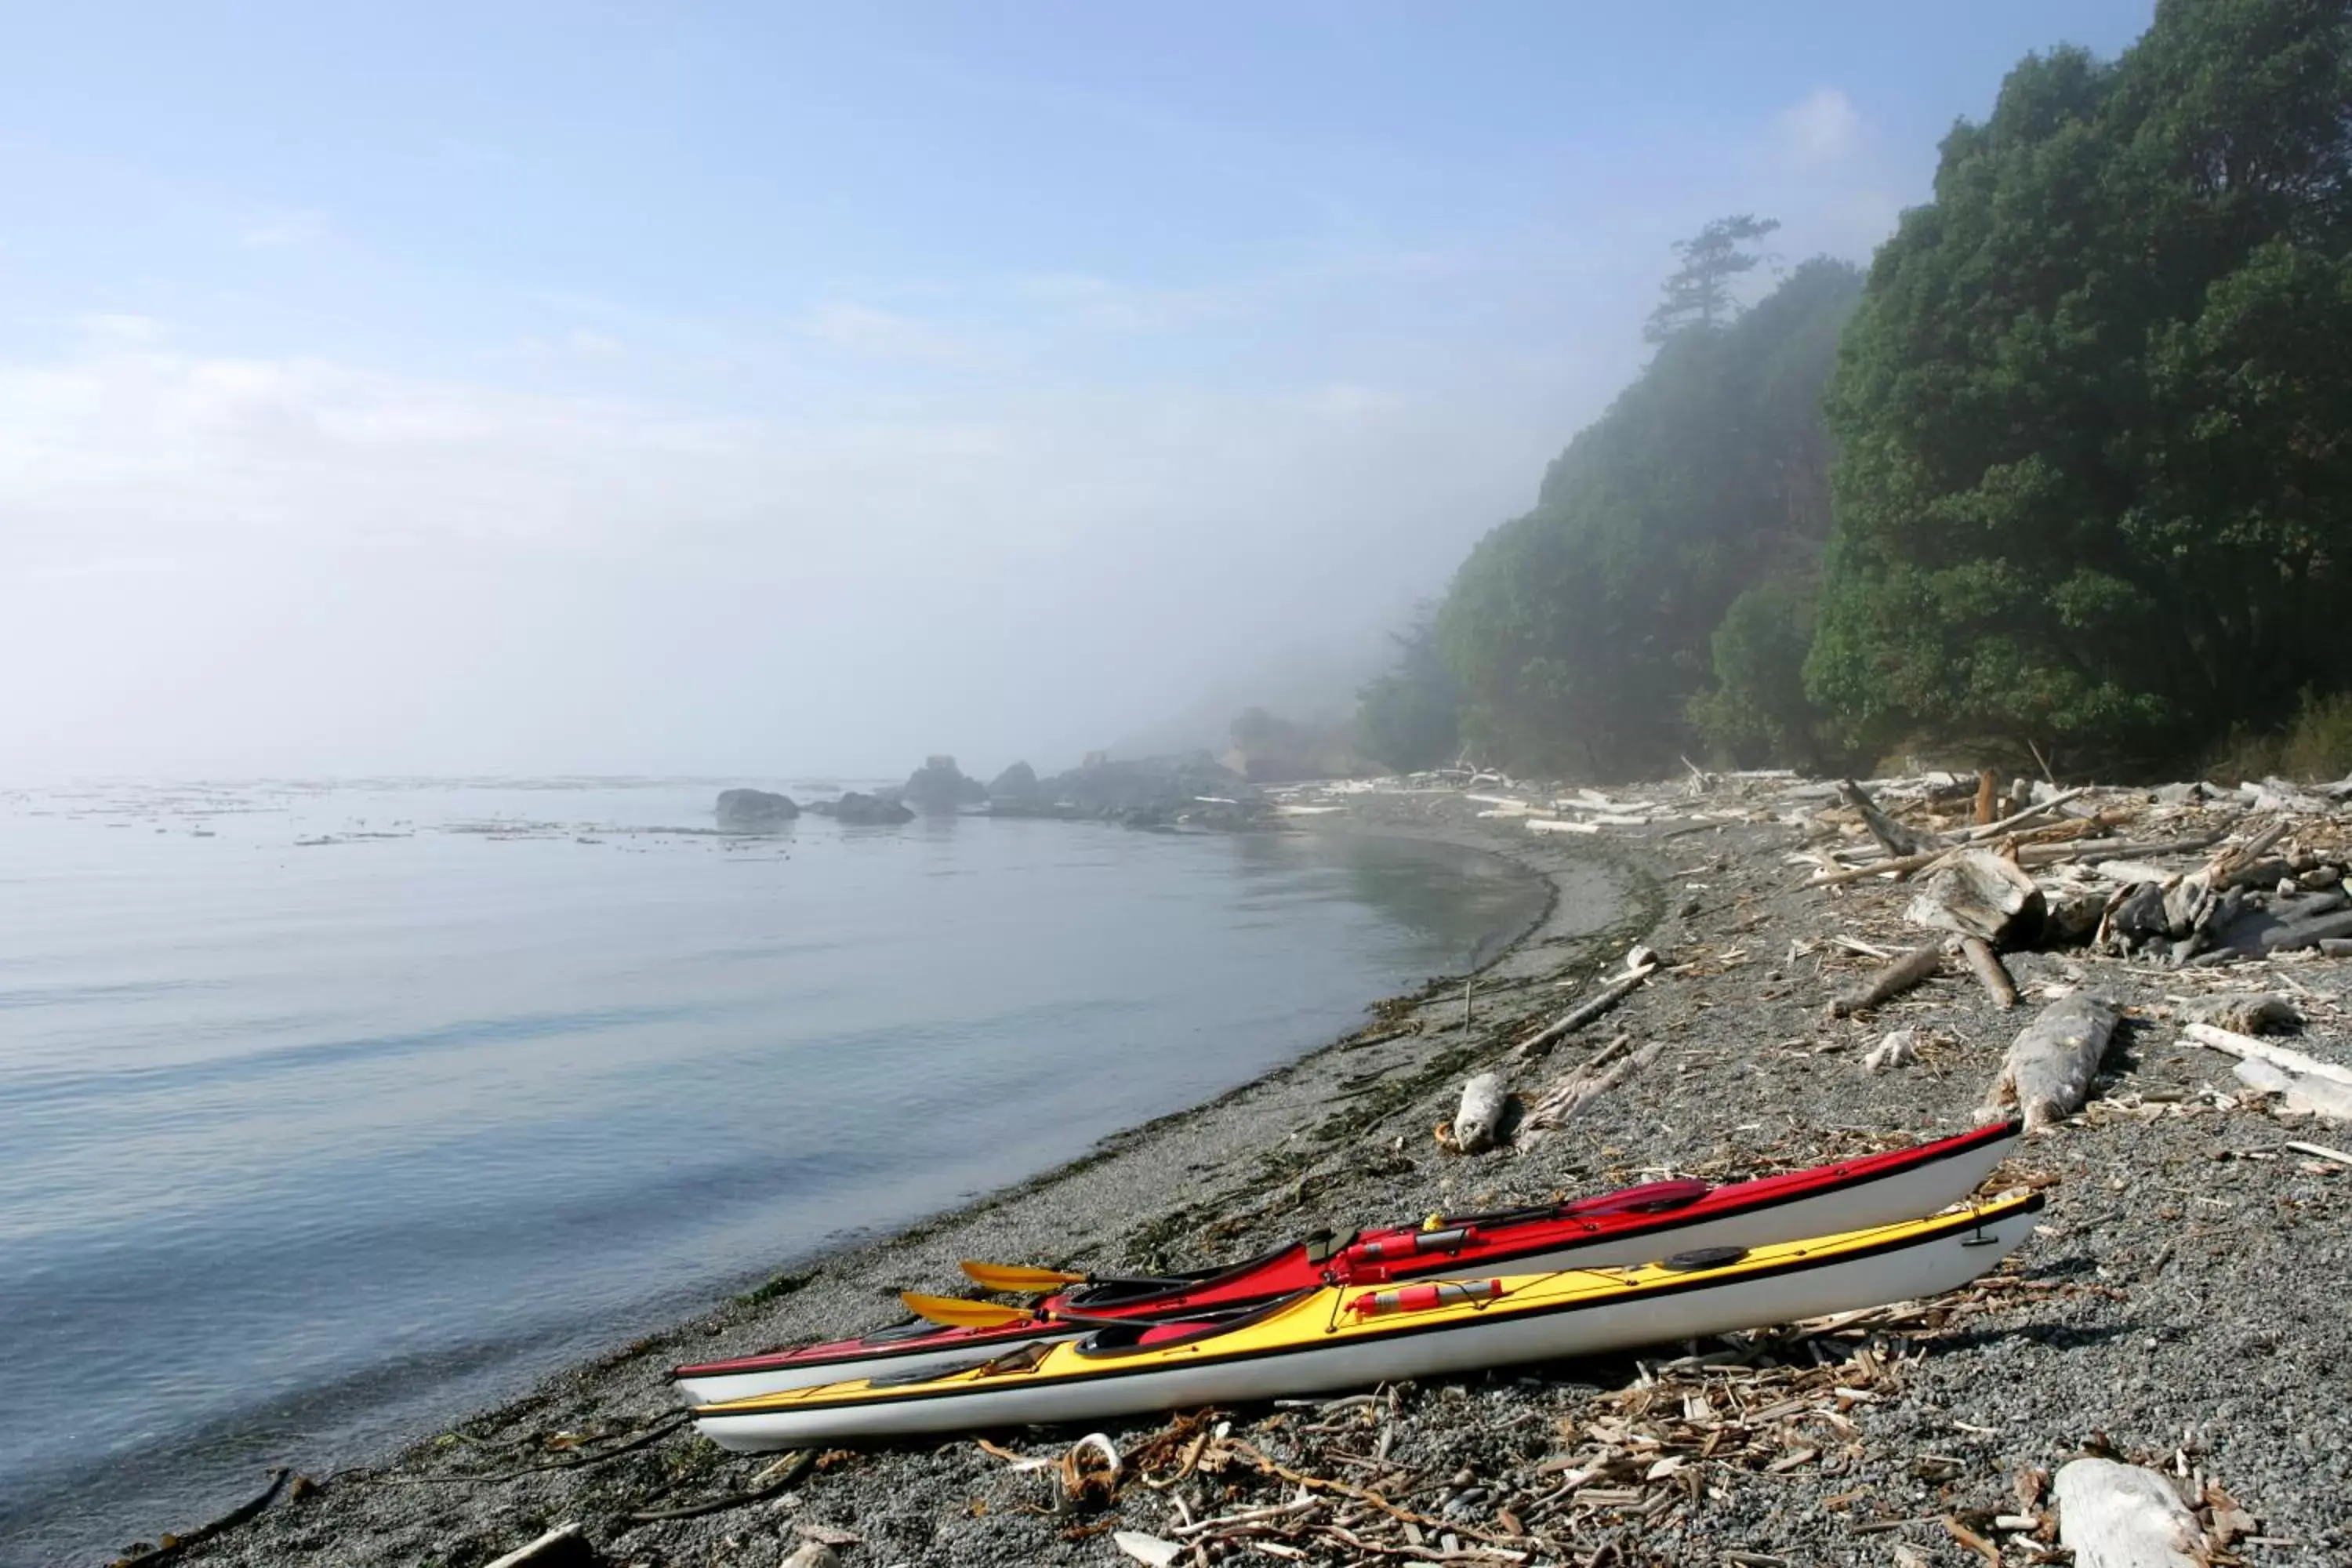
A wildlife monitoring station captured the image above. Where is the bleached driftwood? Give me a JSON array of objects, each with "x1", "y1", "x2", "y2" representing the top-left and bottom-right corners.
[
  {"x1": 1520, "y1": 1036, "x2": 1661, "y2": 1146},
  {"x1": 1960, "y1": 936, "x2": 2018, "y2": 1009},
  {"x1": 1828, "y1": 942, "x2": 1944, "y2": 1018},
  {"x1": 1907, "y1": 848, "x2": 2045, "y2": 946},
  {"x1": 1985, "y1": 994, "x2": 2118, "y2": 1131},
  {"x1": 1512, "y1": 964, "x2": 1656, "y2": 1060},
  {"x1": 485, "y1": 1524, "x2": 589, "y2": 1568},
  {"x1": 1839, "y1": 778, "x2": 1942, "y2": 858},
  {"x1": 2229, "y1": 1058, "x2": 2352, "y2": 1120},
  {"x1": 2183, "y1": 1022, "x2": 2352, "y2": 1089},
  {"x1": 1451, "y1": 1071, "x2": 1511, "y2": 1154},
  {"x1": 2053, "y1": 1457, "x2": 2202, "y2": 1568},
  {"x1": 1965, "y1": 783, "x2": 2092, "y2": 841},
  {"x1": 1113, "y1": 1533, "x2": 1185, "y2": 1568}
]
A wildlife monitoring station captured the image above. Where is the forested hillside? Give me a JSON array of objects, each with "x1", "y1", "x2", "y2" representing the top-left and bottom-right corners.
[{"x1": 1363, "y1": 0, "x2": 2352, "y2": 782}]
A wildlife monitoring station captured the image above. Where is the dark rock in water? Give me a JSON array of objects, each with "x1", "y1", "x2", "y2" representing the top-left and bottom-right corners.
[
  {"x1": 808, "y1": 790, "x2": 915, "y2": 826},
  {"x1": 989, "y1": 751, "x2": 1277, "y2": 830},
  {"x1": 902, "y1": 754, "x2": 988, "y2": 813},
  {"x1": 986, "y1": 760, "x2": 1040, "y2": 800},
  {"x1": 715, "y1": 788, "x2": 799, "y2": 829}
]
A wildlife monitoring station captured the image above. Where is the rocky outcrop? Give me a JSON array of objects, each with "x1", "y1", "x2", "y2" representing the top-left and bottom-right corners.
[
  {"x1": 989, "y1": 751, "x2": 1277, "y2": 830},
  {"x1": 808, "y1": 790, "x2": 915, "y2": 826},
  {"x1": 902, "y1": 755, "x2": 988, "y2": 813},
  {"x1": 986, "y1": 760, "x2": 1040, "y2": 800},
  {"x1": 714, "y1": 788, "x2": 799, "y2": 829}
]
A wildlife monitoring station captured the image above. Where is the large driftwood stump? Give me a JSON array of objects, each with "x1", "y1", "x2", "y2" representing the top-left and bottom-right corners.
[
  {"x1": 2053, "y1": 1457, "x2": 2202, "y2": 1568},
  {"x1": 1907, "y1": 848, "x2": 2046, "y2": 947},
  {"x1": 1986, "y1": 993, "x2": 2119, "y2": 1131},
  {"x1": 1452, "y1": 1071, "x2": 1511, "y2": 1154}
]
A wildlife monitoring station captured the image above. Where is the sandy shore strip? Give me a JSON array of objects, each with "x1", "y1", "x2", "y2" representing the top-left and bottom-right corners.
[{"x1": 145, "y1": 779, "x2": 2351, "y2": 1566}]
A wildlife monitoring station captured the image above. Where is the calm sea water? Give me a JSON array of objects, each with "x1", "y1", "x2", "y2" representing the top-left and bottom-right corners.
[{"x1": 0, "y1": 779, "x2": 1555, "y2": 1564}]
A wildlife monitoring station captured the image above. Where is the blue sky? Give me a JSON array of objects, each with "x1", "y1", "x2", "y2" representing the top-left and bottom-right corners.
[{"x1": 0, "y1": 2, "x2": 2159, "y2": 778}]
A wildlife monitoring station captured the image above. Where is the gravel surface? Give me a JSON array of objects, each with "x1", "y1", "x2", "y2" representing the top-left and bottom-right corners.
[{"x1": 149, "y1": 784, "x2": 2351, "y2": 1567}]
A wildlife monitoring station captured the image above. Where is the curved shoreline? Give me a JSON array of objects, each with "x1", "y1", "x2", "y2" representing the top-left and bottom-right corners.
[{"x1": 64, "y1": 805, "x2": 1652, "y2": 1567}]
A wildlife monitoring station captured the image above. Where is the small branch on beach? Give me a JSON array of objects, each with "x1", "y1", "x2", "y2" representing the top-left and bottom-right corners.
[
  {"x1": 385, "y1": 1413, "x2": 692, "y2": 1487},
  {"x1": 1827, "y1": 942, "x2": 1944, "y2": 1019},
  {"x1": 483, "y1": 1522, "x2": 592, "y2": 1568},
  {"x1": 111, "y1": 1468, "x2": 292, "y2": 1568},
  {"x1": 1806, "y1": 847, "x2": 1952, "y2": 888},
  {"x1": 1984, "y1": 994, "x2": 2119, "y2": 1131},
  {"x1": 1512, "y1": 963, "x2": 1657, "y2": 1061},
  {"x1": 622, "y1": 1448, "x2": 815, "y2": 1524},
  {"x1": 1959, "y1": 937, "x2": 2018, "y2": 1010}
]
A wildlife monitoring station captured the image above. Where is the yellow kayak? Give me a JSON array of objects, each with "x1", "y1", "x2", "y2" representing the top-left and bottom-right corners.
[{"x1": 695, "y1": 1192, "x2": 2042, "y2": 1450}]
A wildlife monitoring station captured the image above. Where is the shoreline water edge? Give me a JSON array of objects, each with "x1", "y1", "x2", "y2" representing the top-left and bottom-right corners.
[{"x1": 79, "y1": 778, "x2": 2352, "y2": 1563}]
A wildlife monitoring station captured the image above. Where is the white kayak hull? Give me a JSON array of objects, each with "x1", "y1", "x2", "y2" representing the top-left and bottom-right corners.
[
  {"x1": 676, "y1": 1124, "x2": 2016, "y2": 1406},
  {"x1": 695, "y1": 1200, "x2": 2038, "y2": 1450}
]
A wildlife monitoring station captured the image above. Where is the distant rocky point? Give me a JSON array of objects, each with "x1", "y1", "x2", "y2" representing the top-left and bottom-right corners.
[
  {"x1": 806, "y1": 790, "x2": 916, "y2": 826},
  {"x1": 723, "y1": 750, "x2": 1285, "y2": 834},
  {"x1": 901, "y1": 754, "x2": 989, "y2": 813},
  {"x1": 714, "y1": 788, "x2": 799, "y2": 829},
  {"x1": 987, "y1": 750, "x2": 1277, "y2": 830}
]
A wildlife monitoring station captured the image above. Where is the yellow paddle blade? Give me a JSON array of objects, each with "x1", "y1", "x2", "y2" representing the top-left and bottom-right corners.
[
  {"x1": 900, "y1": 1290, "x2": 1040, "y2": 1328},
  {"x1": 958, "y1": 1259, "x2": 1087, "y2": 1293}
]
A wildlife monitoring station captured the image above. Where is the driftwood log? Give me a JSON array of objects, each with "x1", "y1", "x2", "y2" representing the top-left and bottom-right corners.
[
  {"x1": 1960, "y1": 936, "x2": 2017, "y2": 1008},
  {"x1": 2053, "y1": 1457, "x2": 2203, "y2": 1568},
  {"x1": 1451, "y1": 1071, "x2": 1511, "y2": 1154},
  {"x1": 2183, "y1": 1022, "x2": 2352, "y2": 1088},
  {"x1": 1512, "y1": 964, "x2": 1656, "y2": 1061},
  {"x1": 1907, "y1": 848, "x2": 2045, "y2": 946},
  {"x1": 1520, "y1": 1033, "x2": 1661, "y2": 1145},
  {"x1": 2228, "y1": 1058, "x2": 2352, "y2": 1120},
  {"x1": 1839, "y1": 779, "x2": 1941, "y2": 858},
  {"x1": 1986, "y1": 994, "x2": 2119, "y2": 1131},
  {"x1": 1828, "y1": 942, "x2": 1944, "y2": 1018}
]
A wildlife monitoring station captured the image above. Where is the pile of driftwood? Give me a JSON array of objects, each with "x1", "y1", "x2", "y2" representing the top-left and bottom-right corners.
[{"x1": 1797, "y1": 776, "x2": 2351, "y2": 970}]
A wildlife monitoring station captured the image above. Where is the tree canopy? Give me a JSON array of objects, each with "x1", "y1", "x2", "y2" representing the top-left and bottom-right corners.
[
  {"x1": 1355, "y1": 0, "x2": 2352, "y2": 784},
  {"x1": 1432, "y1": 251, "x2": 1860, "y2": 778},
  {"x1": 1808, "y1": 0, "x2": 2352, "y2": 772}
]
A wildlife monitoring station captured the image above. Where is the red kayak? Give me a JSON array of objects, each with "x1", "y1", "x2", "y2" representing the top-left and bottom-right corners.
[{"x1": 673, "y1": 1117, "x2": 2019, "y2": 1404}]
